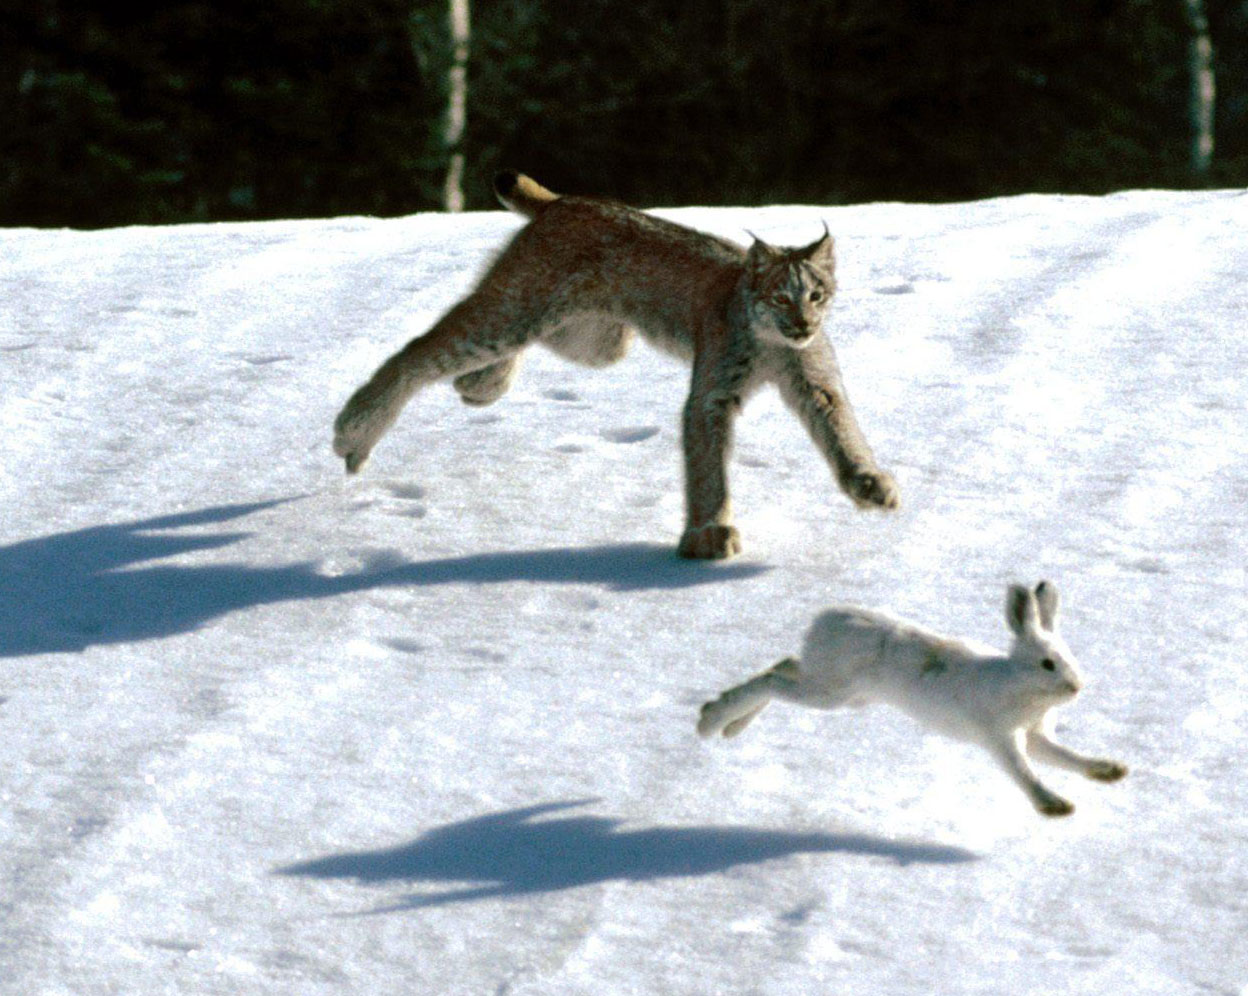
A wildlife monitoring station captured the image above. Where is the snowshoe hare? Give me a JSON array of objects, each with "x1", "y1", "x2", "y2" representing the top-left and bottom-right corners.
[{"x1": 698, "y1": 581, "x2": 1127, "y2": 816}]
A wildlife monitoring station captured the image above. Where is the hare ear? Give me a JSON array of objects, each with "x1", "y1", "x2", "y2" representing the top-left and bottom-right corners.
[
  {"x1": 800, "y1": 223, "x2": 835, "y2": 270},
  {"x1": 1033, "y1": 580, "x2": 1060, "y2": 631},
  {"x1": 1005, "y1": 584, "x2": 1039, "y2": 636}
]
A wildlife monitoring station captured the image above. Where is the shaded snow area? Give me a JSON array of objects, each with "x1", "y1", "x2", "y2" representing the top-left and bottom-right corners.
[{"x1": 2, "y1": 191, "x2": 1246, "y2": 995}]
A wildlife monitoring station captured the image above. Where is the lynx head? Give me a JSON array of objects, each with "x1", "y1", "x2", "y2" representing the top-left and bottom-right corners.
[{"x1": 743, "y1": 227, "x2": 836, "y2": 349}]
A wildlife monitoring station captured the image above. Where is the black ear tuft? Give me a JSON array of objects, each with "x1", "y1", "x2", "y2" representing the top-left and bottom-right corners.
[
  {"x1": 799, "y1": 224, "x2": 835, "y2": 269},
  {"x1": 745, "y1": 234, "x2": 782, "y2": 268}
]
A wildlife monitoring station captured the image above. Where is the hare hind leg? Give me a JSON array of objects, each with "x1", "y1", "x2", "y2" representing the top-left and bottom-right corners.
[
  {"x1": 721, "y1": 704, "x2": 767, "y2": 739},
  {"x1": 698, "y1": 658, "x2": 802, "y2": 739}
]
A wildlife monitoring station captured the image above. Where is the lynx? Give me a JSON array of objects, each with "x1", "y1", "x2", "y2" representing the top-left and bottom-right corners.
[{"x1": 333, "y1": 171, "x2": 898, "y2": 558}]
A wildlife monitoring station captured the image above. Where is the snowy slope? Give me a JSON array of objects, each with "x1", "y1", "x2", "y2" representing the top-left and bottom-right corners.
[{"x1": 1, "y1": 191, "x2": 1246, "y2": 995}]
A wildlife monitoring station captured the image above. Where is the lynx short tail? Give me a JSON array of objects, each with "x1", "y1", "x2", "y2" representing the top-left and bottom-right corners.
[{"x1": 493, "y1": 170, "x2": 559, "y2": 218}]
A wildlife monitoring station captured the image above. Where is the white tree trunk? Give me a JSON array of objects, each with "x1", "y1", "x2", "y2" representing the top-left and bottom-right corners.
[
  {"x1": 443, "y1": 0, "x2": 470, "y2": 212},
  {"x1": 1184, "y1": 0, "x2": 1215, "y2": 178}
]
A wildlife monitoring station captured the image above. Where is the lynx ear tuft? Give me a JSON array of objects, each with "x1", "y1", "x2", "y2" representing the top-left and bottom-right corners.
[
  {"x1": 800, "y1": 223, "x2": 835, "y2": 269},
  {"x1": 746, "y1": 234, "x2": 782, "y2": 268}
]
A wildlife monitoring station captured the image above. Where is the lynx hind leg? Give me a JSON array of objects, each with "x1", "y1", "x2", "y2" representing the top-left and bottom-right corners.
[
  {"x1": 453, "y1": 355, "x2": 523, "y2": 407},
  {"x1": 698, "y1": 657, "x2": 802, "y2": 739},
  {"x1": 333, "y1": 295, "x2": 533, "y2": 473},
  {"x1": 542, "y1": 315, "x2": 636, "y2": 368},
  {"x1": 333, "y1": 356, "x2": 412, "y2": 474}
]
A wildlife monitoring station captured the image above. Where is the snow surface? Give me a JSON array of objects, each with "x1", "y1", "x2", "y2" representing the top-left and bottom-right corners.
[{"x1": 1, "y1": 191, "x2": 1246, "y2": 995}]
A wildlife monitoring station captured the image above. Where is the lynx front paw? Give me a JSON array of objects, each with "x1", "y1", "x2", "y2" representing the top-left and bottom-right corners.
[
  {"x1": 678, "y1": 524, "x2": 742, "y2": 560},
  {"x1": 1085, "y1": 759, "x2": 1128, "y2": 783},
  {"x1": 847, "y1": 468, "x2": 900, "y2": 510}
]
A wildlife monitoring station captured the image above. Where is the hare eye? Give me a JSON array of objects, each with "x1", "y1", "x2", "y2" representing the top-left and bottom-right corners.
[{"x1": 1041, "y1": 658, "x2": 1056, "y2": 671}]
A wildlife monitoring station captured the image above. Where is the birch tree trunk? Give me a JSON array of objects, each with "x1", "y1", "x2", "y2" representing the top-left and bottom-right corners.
[
  {"x1": 443, "y1": 0, "x2": 470, "y2": 211},
  {"x1": 1183, "y1": 0, "x2": 1215, "y2": 178}
]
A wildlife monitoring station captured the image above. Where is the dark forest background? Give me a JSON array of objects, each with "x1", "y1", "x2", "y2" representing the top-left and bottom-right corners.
[{"x1": 3, "y1": 0, "x2": 1246, "y2": 228}]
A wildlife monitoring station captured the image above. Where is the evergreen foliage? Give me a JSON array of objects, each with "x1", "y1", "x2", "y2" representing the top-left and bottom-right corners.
[{"x1": 0, "y1": 0, "x2": 1237, "y2": 226}]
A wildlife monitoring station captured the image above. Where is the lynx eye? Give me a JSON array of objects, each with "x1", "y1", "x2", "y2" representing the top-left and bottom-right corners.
[
  {"x1": 809, "y1": 289, "x2": 824, "y2": 303},
  {"x1": 1041, "y1": 658, "x2": 1056, "y2": 671}
]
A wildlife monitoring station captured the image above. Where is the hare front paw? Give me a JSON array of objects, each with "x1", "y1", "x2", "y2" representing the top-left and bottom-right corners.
[
  {"x1": 1085, "y1": 759, "x2": 1128, "y2": 782},
  {"x1": 679, "y1": 523, "x2": 742, "y2": 560},
  {"x1": 848, "y1": 468, "x2": 900, "y2": 510},
  {"x1": 1035, "y1": 792, "x2": 1075, "y2": 817}
]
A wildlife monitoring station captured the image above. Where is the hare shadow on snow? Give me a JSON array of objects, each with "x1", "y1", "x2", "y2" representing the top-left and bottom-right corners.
[
  {"x1": 0, "y1": 498, "x2": 771, "y2": 657},
  {"x1": 277, "y1": 800, "x2": 979, "y2": 912}
]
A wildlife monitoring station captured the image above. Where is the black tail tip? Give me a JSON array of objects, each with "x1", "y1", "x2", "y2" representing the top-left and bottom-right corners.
[{"x1": 493, "y1": 169, "x2": 522, "y2": 199}]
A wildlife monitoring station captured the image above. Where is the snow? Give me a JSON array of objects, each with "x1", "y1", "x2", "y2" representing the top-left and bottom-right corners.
[{"x1": 2, "y1": 190, "x2": 1246, "y2": 995}]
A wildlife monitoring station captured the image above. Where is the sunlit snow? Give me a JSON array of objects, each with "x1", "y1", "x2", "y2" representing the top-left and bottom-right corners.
[{"x1": 2, "y1": 190, "x2": 1246, "y2": 994}]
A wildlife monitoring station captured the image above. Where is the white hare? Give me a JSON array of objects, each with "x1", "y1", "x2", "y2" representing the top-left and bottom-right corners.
[{"x1": 697, "y1": 581, "x2": 1127, "y2": 816}]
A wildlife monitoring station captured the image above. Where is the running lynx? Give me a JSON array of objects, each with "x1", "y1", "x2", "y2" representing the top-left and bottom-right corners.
[{"x1": 333, "y1": 171, "x2": 899, "y2": 558}]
